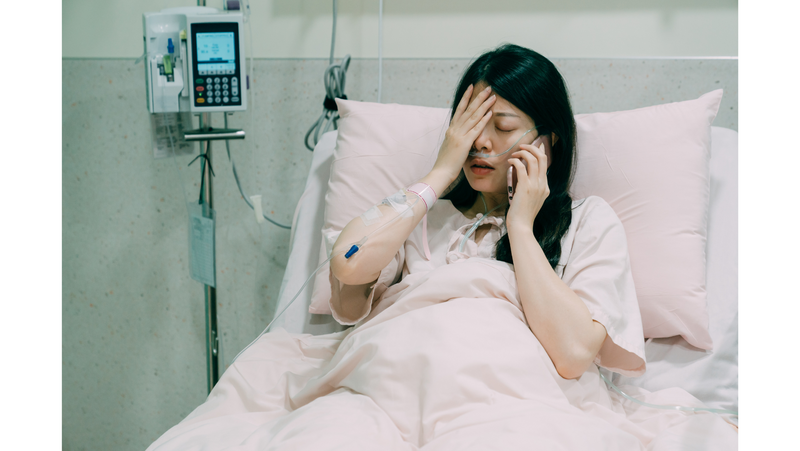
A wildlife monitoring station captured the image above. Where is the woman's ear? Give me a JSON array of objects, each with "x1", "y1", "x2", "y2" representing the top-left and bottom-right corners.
[{"x1": 550, "y1": 132, "x2": 559, "y2": 146}]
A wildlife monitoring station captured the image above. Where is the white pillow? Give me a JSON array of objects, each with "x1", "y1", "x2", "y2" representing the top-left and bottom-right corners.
[{"x1": 570, "y1": 90, "x2": 722, "y2": 349}]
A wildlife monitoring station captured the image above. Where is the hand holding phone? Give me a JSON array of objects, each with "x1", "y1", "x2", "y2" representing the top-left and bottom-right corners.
[{"x1": 507, "y1": 135, "x2": 551, "y2": 201}]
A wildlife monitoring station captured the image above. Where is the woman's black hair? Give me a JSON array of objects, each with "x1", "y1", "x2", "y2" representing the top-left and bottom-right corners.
[{"x1": 442, "y1": 44, "x2": 578, "y2": 269}]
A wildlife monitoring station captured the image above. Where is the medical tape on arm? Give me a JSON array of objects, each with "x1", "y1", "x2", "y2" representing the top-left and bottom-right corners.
[
  {"x1": 382, "y1": 190, "x2": 414, "y2": 216},
  {"x1": 360, "y1": 190, "x2": 412, "y2": 226}
]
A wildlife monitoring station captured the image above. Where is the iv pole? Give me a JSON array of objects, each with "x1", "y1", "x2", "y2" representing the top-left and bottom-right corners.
[
  {"x1": 184, "y1": 102, "x2": 249, "y2": 394},
  {"x1": 181, "y1": 0, "x2": 247, "y2": 395},
  {"x1": 201, "y1": 112, "x2": 219, "y2": 394},
  {"x1": 184, "y1": 113, "x2": 246, "y2": 394}
]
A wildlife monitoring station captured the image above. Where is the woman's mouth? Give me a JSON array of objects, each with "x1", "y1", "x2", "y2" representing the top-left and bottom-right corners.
[{"x1": 470, "y1": 159, "x2": 495, "y2": 176}]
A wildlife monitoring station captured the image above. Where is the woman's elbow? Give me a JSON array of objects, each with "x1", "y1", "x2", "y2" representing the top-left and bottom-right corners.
[
  {"x1": 556, "y1": 322, "x2": 607, "y2": 379},
  {"x1": 554, "y1": 349, "x2": 597, "y2": 380}
]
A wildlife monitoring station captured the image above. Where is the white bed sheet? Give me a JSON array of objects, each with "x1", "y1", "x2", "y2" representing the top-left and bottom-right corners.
[{"x1": 273, "y1": 126, "x2": 738, "y2": 421}]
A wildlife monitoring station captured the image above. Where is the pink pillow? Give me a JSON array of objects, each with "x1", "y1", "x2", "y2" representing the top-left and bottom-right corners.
[
  {"x1": 307, "y1": 100, "x2": 450, "y2": 313},
  {"x1": 570, "y1": 90, "x2": 722, "y2": 350},
  {"x1": 309, "y1": 91, "x2": 722, "y2": 351}
]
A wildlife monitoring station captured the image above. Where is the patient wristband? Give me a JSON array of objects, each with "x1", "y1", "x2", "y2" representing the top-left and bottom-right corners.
[{"x1": 406, "y1": 183, "x2": 437, "y2": 212}]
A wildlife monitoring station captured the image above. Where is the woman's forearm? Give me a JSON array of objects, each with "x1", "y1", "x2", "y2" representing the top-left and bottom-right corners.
[
  {"x1": 507, "y1": 223, "x2": 607, "y2": 379},
  {"x1": 330, "y1": 170, "x2": 452, "y2": 286}
]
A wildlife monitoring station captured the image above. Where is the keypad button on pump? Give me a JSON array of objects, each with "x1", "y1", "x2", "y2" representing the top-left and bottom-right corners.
[
  {"x1": 206, "y1": 78, "x2": 212, "y2": 84},
  {"x1": 222, "y1": 84, "x2": 229, "y2": 90},
  {"x1": 215, "y1": 97, "x2": 221, "y2": 103},
  {"x1": 197, "y1": 98, "x2": 205, "y2": 104},
  {"x1": 231, "y1": 77, "x2": 238, "y2": 85},
  {"x1": 207, "y1": 97, "x2": 214, "y2": 104},
  {"x1": 214, "y1": 84, "x2": 221, "y2": 90},
  {"x1": 195, "y1": 78, "x2": 204, "y2": 84},
  {"x1": 222, "y1": 77, "x2": 228, "y2": 83},
  {"x1": 222, "y1": 90, "x2": 229, "y2": 96},
  {"x1": 232, "y1": 88, "x2": 239, "y2": 96},
  {"x1": 196, "y1": 86, "x2": 204, "y2": 92},
  {"x1": 214, "y1": 77, "x2": 220, "y2": 83},
  {"x1": 223, "y1": 97, "x2": 229, "y2": 103},
  {"x1": 231, "y1": 96, "x2": 240, "y2": 102},
  {"x1": 215, "y1": 90, "x2": 221, "y2": 97}
]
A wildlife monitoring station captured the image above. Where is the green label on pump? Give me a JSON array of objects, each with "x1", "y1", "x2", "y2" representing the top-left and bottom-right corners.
[
  {"x1": 196, "y1": 78, "x2": 204, "y2": 84},
  {"x1": 163, "y1": 55, "x2": 173, "y2": 75}
]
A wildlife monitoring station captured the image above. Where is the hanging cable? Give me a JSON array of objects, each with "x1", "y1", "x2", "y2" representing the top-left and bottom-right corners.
[
  {"x1": 378, "y1": 0, "x2": 383, "y2": 103},
  {"x1": 305, "y1": 0, "x2": 350, "y2": 151}
]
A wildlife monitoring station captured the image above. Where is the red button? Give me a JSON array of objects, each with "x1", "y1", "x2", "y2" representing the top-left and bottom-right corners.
[{"x1": 196, "y1": 86, "x2": 204, "y2": 92}]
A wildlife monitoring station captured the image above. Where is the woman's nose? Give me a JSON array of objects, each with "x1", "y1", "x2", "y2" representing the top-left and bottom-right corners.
[{"x1": 473, "y1": 128, "x2": 493, "y2": 154}]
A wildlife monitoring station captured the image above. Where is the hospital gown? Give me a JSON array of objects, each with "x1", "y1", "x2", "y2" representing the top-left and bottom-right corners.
[{"x1": 147, "y1": 196, "x2": 737, "y2": 451}]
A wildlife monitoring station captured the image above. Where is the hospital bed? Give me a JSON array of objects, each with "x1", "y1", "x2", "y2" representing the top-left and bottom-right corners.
[
  {"x1": 148, "y1": 89, "x2": 739, "y2": 449},
  {"x1": 274, "y1": 124, "x2": 738, "y2": 420}
]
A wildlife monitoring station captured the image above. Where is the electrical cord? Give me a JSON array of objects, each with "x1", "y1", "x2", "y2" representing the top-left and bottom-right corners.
[
  {"x1": 378, "y1": 0, "x2": 383, "y2": 103},
  {"x1": 305, "y1": 0, "x2": 350, "y2": 151}
]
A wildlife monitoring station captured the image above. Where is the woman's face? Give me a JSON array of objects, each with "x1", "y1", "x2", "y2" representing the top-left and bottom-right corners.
[{"x1": 462, "y1": 82, "x2": 549, "y2": 196}]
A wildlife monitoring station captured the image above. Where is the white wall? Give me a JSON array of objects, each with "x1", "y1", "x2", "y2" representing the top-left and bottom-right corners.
[{"x1": 63, "y1": 0, "x2": 737, "y2": 59}]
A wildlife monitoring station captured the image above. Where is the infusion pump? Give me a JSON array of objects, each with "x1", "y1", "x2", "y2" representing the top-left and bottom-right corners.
[{"x1": 143, "y1": 7, "x2": 247, "y2": 114}]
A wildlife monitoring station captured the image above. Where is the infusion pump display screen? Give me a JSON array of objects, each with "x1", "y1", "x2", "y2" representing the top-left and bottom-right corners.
[
  {"x1": 191, "y1": 22, "x2": 242, "y2": 108},
  {"x1": 196, "y1": 32, "x2": 235, "y2": 74}
]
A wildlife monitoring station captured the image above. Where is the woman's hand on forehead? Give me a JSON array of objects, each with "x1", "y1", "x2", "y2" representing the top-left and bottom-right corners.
[{"x1": 430, "y1": 84, "x2": 497, "y2": 183}]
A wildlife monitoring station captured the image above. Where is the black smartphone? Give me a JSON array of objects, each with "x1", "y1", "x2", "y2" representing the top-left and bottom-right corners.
[{"x1": 507, "y1": 135, "x2": 551, "y2": 200}]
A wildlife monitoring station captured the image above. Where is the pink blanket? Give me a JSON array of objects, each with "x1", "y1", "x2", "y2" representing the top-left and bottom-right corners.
[{"x1": 148, "y1": 259, "x2": 737, "y2": 450}]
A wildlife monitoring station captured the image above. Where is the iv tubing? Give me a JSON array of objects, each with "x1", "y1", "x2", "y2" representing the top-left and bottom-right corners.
[
  {"x1": 223, "y1": 114, "x2": 291, "y2": 229},
  {"x1": 458, "y1": 194, "x2": 506, "y2": 253},
  {"x1": 598, "y1": 369, "x2": 738, "y2": 417},
  {"x1": 231, "y1": 192, "x2": 423, "y2": 363},
  {"x1": 160, "y1": 86, "x2": 191, "y2": 215}
]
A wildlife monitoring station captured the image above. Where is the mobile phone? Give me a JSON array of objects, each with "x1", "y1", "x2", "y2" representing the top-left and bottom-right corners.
[{"x1": 507, "y1": 135, "x2": 551, "y2": 200}]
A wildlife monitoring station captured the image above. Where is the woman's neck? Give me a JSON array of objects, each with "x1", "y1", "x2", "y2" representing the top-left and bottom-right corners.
[{"x1": 461, "y1": 192, "x2": 508, "y2": 218}]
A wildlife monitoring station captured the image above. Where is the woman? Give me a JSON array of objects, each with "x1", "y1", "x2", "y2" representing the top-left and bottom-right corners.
[{"x1": 331, "y1": 44, "x2": 617, "y2": 380}]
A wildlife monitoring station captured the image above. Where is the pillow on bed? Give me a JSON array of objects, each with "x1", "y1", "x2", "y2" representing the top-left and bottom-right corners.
[
  {"x1": 570, "y1": 90, "x2": 722, "y2": 350},
  {"x1": 309, "y1": 91, "x2": 722, "y2": 350}
]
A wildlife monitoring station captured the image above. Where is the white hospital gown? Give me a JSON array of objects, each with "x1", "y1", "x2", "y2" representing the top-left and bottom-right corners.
[{"x1": 330, "y1": 195, "x2": 647, "y2": 377}]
